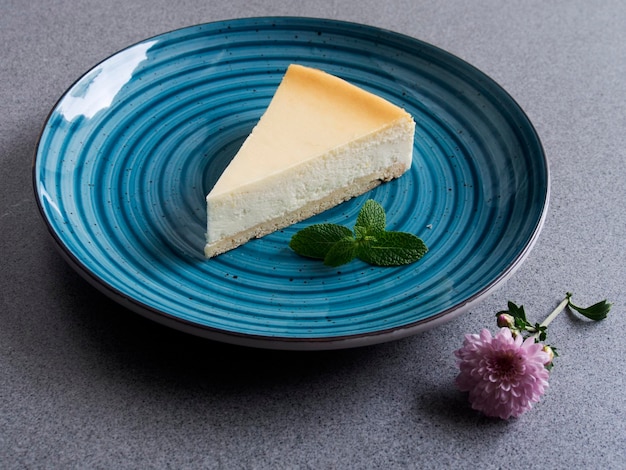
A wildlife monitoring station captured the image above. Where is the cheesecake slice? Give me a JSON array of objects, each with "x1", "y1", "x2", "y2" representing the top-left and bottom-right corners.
[{"x1": 204, "y1": 64, "x2": 415, "y2": 258}]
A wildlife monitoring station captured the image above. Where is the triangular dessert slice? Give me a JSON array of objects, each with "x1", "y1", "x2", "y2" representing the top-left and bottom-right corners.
[{"x1": 204, "y1": 64, "x2": 415, "y2": 257}]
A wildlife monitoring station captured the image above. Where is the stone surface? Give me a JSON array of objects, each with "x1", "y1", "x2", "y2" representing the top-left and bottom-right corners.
[{"x1": 2, "y1": 1, "x2": 625, "y2": 468}]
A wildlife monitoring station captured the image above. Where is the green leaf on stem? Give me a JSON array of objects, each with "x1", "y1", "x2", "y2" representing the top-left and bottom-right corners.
[{"x1": 566, "y1": 292, "x2": 611, "y2": 321}]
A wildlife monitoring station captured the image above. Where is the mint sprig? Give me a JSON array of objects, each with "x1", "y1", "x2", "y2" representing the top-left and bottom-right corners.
[{"x1": 289, "y1": 200, "x2": 428, "y2": 267}]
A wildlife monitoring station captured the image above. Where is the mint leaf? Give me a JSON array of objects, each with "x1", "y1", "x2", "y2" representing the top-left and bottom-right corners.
[
  {"x1": 354, "y1": 225, "x2": 370, "y2": 240},
  {"x1": 356, "y1": 231, "x2": 427, "y2": 266},
  {"x1": 355, "y1": 199, "x2": 386, "y2": 236},
  {"x1": 289, "y1": 200, "x2": 428, "y2": 268},
  {"x1": 566, "y1": 292, "x2": 611, "y2": 321},
  {"x1": 324, "y1": 236, "x2": 357, "y2": 267},
  {"x1": 289, "y1": 224, "x2": 353, "y2": 259}
]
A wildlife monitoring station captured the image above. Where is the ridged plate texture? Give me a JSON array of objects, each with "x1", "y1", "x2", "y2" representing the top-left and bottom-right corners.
[{"x1": 33, "y1": 18, "x2": 549, "y2": 349}]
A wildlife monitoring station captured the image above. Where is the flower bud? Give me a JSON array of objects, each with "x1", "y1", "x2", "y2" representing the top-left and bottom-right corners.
[
  {"x1": 542, "y1": 345, "x2": 555, "y2": 366},
  {"x1": 497, "y1": 313, "x2": 515, "y2": 329}
]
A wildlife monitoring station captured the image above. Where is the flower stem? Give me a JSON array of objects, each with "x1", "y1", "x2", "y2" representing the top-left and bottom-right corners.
[
  {"x1": 531, "y1": 297, "x2": 569, "y2": 341},
  {"x1": 541, "y1": 297, "x2": 570, "y2": 328}
]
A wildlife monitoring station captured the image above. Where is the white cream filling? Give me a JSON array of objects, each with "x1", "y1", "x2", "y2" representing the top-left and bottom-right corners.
[{"x1": 205, "y1": 120, "x2": 414, "y2": 247}]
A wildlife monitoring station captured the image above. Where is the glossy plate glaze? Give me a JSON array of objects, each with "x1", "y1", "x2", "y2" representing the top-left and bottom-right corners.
[{"x1": 33, "y1": 18, "x2": 548, "y2": 350}]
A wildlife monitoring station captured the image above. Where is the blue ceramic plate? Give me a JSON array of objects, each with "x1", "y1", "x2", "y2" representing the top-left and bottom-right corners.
[{"x1": 33, "y1": 18, "x2": 548, "y2": 350}]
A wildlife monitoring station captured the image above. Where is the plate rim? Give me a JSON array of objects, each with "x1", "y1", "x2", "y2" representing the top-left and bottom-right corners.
[{"x1": 32, "y1": 16, "x2": 550, "y2": 350}]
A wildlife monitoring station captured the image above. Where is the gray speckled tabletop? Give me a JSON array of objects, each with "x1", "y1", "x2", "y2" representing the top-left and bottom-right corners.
[{"x1": 2, "y1": 1, "x2": 625, "y2": 468}]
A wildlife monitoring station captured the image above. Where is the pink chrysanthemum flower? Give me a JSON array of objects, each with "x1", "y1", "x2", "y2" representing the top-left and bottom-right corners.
[{"x1": 454, "y1": 327, "x2": 550, "y2": 419}]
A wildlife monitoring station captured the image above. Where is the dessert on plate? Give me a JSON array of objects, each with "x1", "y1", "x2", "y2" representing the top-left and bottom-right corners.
[{"x1": 204, "y1": 64, "x2": 415, "y2": 258}]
